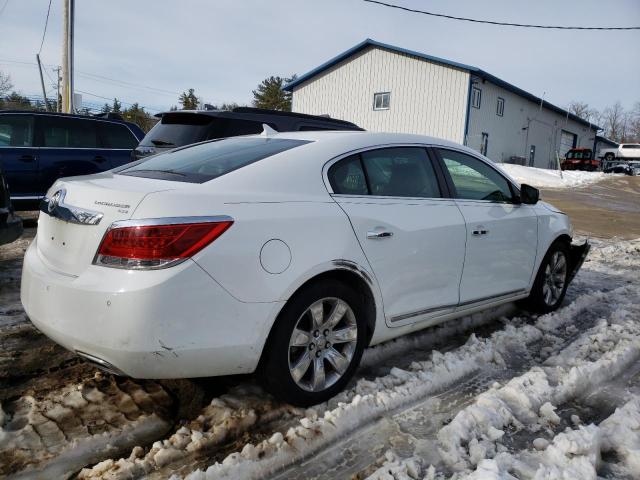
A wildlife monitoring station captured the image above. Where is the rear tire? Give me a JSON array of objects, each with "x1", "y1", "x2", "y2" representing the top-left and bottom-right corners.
[
  {"x1": 259, "y1": 280, "x2": 367, "y2": 407},
  {"x1": 521, "y1": 241, "x2": 570, "y2": 314},
  {"x1": 604, "y1": 153, "x2": 615, "y2": 162}
]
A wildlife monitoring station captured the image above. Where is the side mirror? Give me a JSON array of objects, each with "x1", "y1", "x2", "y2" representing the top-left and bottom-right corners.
[{"x1": 520, "y1": 184, "x2": 539, "y2": 204}]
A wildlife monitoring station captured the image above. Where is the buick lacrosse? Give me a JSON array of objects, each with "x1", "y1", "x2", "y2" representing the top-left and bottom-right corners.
[{"x1": 21, "y1": 130, "x2": 589, "y2": 406}]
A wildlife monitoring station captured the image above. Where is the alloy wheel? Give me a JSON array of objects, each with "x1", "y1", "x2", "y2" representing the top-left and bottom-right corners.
[
  {"x1": 288, "y1": 297, "x2": 358, "y2": 392},
  {"x1": 542, "y1": 251, "x2": 567, "y2": 306}
]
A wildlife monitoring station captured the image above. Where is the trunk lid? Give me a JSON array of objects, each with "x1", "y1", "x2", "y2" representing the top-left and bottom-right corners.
[{"x1": 37, "y1": 173, "x2": 180, "y2": 276}]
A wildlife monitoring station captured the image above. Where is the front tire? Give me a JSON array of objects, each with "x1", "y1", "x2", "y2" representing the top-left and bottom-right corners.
[
  {"x1": 259, "y1": 280, "x2": 366, "y2": 407},
  {"x1": 522, "y1": 242, "x2": 570, "y2": 314}
]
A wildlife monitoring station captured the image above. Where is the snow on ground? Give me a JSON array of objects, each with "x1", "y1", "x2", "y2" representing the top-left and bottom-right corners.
[
  {"x1": 497, "y1": 163, "x2": 606, "y2": 189},
  {"x1": 2, "y1": 232, "x2": 639, "y2": 479},
  {"x1": 0, "y1": 373, "x2": 173, "y2": 478}
]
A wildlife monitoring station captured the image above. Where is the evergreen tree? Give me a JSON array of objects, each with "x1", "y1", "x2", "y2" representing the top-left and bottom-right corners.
[
  {"x1": 179, "y1": 89, "x2": 199, "y2": 110},
  {"x1": 101, "y1": 103, "x2": 112, "y2": 113},
  {"x1": 122, "y1": 103, "x2": 156, "y2": 132},
  {"x1": 112, "y1": 98, "x2": 122, "y2": 114},
  {"x1": 252, "y1": 75, "x2": 296, "y2": 111}
]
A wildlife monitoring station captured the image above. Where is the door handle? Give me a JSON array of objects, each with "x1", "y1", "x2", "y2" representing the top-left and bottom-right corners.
[
  {"x1": 93, "y1": 155, "x2": 107, "y2": 163},
  {"x1": 367, "y1": 229, "x2": 394, "y2": 239},
  {"x1": 19, "y1": 154, "x2": 35, "y2": 162},
  {"x1": 472, "y1": 226, "x2": 489, "y2": 236}
]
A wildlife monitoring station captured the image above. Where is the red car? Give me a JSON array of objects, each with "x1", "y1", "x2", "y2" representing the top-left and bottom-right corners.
[{"x1": 561, "y1": 148, "x2": 599, "y2": 171}]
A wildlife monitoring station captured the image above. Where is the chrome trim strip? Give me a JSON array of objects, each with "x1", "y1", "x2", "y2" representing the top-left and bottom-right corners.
[
  {"x1": 75, "y1": 350, "x2": 126, "y2": 376},
  {"x1": 458, "y1": 289, "x2": 527, "y2": 307},
  {"x1": 389, "y1": 288, "x2": 528, "y2": 323},
  {"x1": 12, "y1": 195, "x2": 44, "y2": 200},
  {"x1": 40, "y1": 188, "x2": 104, "y2": 225},
  {"x1": 109, "y1": 215, "x2": 234, "y2": 229},
  {"x1": 390, "y1": 303, "x2": 457, "y2": 323}
]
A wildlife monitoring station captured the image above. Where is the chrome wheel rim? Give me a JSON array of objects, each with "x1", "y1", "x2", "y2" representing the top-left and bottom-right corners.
[
  {"x1": 288, "y1": 297, "x2": 358, "y2": 392},
  {"x1": 542, "y1": 251, "x2": 567, "y2": 306}
]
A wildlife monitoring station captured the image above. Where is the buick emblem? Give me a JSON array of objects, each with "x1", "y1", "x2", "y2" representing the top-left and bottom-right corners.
[{"x1": 48, "y1": 189, "x2": 64, "y2": 213}]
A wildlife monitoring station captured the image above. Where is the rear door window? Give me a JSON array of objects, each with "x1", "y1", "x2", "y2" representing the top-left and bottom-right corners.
[
  {"x1": 98, "y1": 122, "x2": 138, "y2": 149},
  {"x1": 41, "y1": 116, "x2": 98, "y2": 148},
  {"x1": 118, "y1": 137, "x2": 311, "y2": 183},
  {"x1": 361, "y1": 147, "x2": 441, "y2": 198},
  {"x1": 0, "y1": 114, "x2": 34, "y2": 147},
  {"x1": 327, "y1": 154, "x2": 368, "y2": 195}
]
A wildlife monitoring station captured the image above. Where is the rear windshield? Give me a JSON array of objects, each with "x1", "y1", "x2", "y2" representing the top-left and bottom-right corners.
[
  {"x1": 118, "y1": 137, "x2": 311, "y2": 183},
  {"x1": 140, "y1": 113, "x2": 212, "y2": 147}
]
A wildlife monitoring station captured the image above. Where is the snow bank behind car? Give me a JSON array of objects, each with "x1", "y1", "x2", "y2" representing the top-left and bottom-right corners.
[{"x1": 497, "y1": 163, "x2": 605, "y2": 189}]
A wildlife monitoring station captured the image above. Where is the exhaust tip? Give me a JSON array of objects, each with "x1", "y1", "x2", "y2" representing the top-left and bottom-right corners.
[{"x1": 76, "y1": 350, "x2": 127, "y2": 376}]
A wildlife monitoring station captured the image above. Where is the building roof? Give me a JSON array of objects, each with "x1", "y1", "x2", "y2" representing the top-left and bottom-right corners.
[
  {"x1": 284, "y1": 39, "x2": 600, "y2": 130},
  {"x1": 595, "y1": 135, "x2": 618, "y2": 147}
]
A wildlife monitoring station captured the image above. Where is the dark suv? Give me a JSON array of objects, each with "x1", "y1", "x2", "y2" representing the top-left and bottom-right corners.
[
  {"x1": 134, "y1": 107, "x2": 362, "y2": 159},
  {"x1": 0, "y1": 165, "x2": 22, "y2": 245},
  {"x1": 0, "y1": 111, "x2": 145, "y2": 210}
]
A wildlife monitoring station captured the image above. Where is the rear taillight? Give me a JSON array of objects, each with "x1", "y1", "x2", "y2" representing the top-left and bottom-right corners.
[{"x1": 94, "y1": 218, "x2": 233, "y2": 269}]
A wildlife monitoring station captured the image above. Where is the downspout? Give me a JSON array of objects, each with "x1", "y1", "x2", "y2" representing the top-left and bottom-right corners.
[{"x1": 463, "y1": 73, "x2": 473, "y2": 146}]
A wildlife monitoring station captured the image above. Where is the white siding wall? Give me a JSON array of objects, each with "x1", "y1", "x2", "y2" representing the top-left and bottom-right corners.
[
  {"x1": 466, "y1": 80, "x2": 597, "y2": 168},
  {"x1": 292, "y1": 47, "x2": 470, "y2": 143}
]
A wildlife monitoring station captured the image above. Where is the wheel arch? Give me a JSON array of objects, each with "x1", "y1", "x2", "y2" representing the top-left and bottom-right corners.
[{"x1": 262, "y1": 265, "x2": 379, "y2": 362}]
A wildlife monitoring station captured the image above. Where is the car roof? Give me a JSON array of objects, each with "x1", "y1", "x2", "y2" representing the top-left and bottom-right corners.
[
  {"x1": 243, "y1": 129, "x2": 468, "y2": 153},
  {"x1": 0, "y1": 110, "x2": 139, "y2": 127}
]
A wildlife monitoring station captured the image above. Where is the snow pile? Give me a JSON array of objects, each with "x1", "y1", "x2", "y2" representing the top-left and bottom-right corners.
[
  {"x1": 600, "y1": 396, "x2": 640, "y2": 476},
  {"x1": 363, "y1": 451, "x2": 433, "y2": 480},
  {"x1": 0, "y1": 374, "x2": 172, "y2": 478},
  {"x1": 78, "y1": 385, "x2": 297, "y2": 479},
  {"x1": 497, "y1": 163, "x2": 605, "y2": 188},
  {"x1": 438, "y1": 315, "x2": 640, "y2": 472},
  {"x1": 167, "y1": 288, "x2": 609, "y2": 480}
]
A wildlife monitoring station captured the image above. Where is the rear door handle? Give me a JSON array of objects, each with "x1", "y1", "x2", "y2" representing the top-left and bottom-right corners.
[
  {"x1": 93, "y1": 155, "x2": 107, "y2": 163},
  {"x1": 367, "y1": 229, "x2": 394, "y2": 239},
  {"x1": 19, "y1": 154, "x2": 35, "y2": 162}
]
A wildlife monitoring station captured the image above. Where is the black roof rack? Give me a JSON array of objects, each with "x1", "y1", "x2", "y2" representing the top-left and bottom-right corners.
[
  {"x1": 93, "y1": 112, "x2": 124, "y2": 120},
  {"x1": 153, "y1": 108, "x2": 361, "y2": 129},
  {"x1": 230, "y1": 107, "x2": 356, "y2": 126}
]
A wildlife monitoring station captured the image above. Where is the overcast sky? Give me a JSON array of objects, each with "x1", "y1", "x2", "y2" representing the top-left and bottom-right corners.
[{"x1": 1, "y1": 0, "x2": 638, "y2": 114}]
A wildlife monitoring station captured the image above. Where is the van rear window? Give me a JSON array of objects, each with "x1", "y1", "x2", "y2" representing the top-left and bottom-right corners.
[{"x1": 118, "y1": 137, "x2": 311, "y2": 183}]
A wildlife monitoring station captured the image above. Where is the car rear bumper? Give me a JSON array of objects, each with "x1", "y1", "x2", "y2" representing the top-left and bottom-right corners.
[
  {"x1": 0, "y1": 209, "x2": 23, "y2": 245},
  {"x1": 20, "y1": 236, "x2": 283, "y2": 378},
  {"x1": 568, "y1": 240, "x2": 590, "y2": 283}
]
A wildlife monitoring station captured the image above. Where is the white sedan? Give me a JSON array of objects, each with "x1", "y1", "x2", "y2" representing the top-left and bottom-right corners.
[{"x1": 21, "y1": 131, "x2": 589, "y2": 406}]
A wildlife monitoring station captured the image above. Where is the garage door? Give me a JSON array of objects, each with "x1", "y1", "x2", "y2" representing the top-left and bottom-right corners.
[{"x1": 560, "y1": 130, "x2": 577, "y2": 157}]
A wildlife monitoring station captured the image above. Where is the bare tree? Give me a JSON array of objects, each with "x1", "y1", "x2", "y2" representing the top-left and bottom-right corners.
[
  {"x1": 0, "y1": 70, "x2": 12, "y2": 97},
  {"x1": 602, "y1": 101, "x2": 626, "y2": 142},
  {"x1": 567, "y1": 100, "x2": 599, "y2": 124},
  {"x1": 628, "y1": 102, "x2": 640, "y2": 143}
]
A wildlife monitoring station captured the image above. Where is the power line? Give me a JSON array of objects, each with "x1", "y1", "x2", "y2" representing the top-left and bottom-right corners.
[
  {"x1": 363, "y1": 0, "x2": 640, "y2": 30},
  {"x1": 0, "y1": 0, "x2": 9, "y2": 19},
  {"x1": 0, "y1": 58, "x2": 180, "y2": 97},
  {"x1": 38, "y1": 0, "x2": 53, "y2": 54},
  {"x1": 75, "y1": 89, "x2": 162, "y2": 112}
]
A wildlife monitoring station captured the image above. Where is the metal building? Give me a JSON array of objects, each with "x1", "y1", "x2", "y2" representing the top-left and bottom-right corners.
[{"x1": 285, "y1": 39, "x2": 599, "y2": 169}]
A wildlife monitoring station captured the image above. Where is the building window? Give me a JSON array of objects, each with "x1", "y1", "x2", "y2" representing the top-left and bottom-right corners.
[
  {"x1": 496, "y1": 97, "x2": 504, "y2": 116},
  {"x1": 373, "y1": 92, "x2": 390, "y2": 110},
  {"x1": 471, "y1": 87, "x2": 482, "y2": 109}
]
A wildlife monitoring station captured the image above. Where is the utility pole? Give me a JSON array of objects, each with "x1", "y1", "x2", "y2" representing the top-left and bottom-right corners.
[
  {"x1": 55, "y1": 66, "x2": 61, "y2": 112},
  {"x1": 36, "y1": 54, "x2": 50, "y2": 111},
  {"x1": 61, "y1": 0, "x2": 75, "y2": 113}
]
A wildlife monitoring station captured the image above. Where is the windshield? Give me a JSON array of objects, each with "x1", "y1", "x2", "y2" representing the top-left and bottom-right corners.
[{"x1": 119, "y1": 137, "x2": 311, "y2": 183}]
